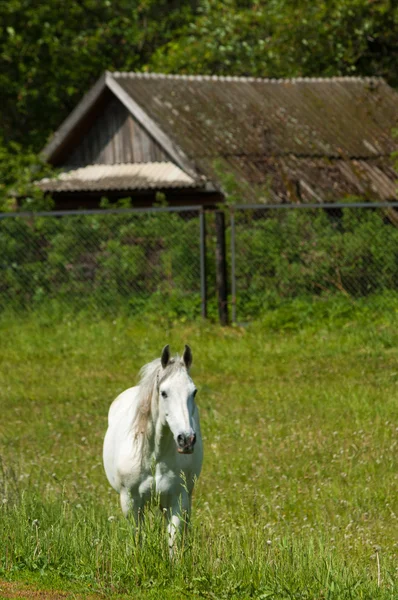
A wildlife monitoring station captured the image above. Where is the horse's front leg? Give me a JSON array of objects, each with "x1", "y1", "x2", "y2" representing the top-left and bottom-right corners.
[{"x1": 167, "y1": 492, "x2": 191, "y2": 557}]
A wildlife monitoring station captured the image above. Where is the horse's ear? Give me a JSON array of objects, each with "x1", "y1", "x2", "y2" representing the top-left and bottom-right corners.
[
  {"x1": 161, "y1": 345, "x2": 171, "y2": 369},
  {"x1": 183, "y1": 344, "x2": 193, "y2": 370}
]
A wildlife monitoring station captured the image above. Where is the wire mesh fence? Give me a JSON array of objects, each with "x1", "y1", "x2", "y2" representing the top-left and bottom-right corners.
[
  {"x1": 1, "y1": 203, "x2": 398, "y2": 322},
  {"x1": 229, "y1": 203, "x2": 398, "y2": 323},
  {"x1": 0, "y1": 206, "x2": 206, "y2": 318}
]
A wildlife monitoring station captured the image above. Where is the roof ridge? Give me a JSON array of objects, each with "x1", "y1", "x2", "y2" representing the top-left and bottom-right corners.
[
  {"x1": 109, "y1": 71, "x2": 385, "y2": 84},
  {"x1": 65, "y1": 161, "x2": 182, "y2": 168}
]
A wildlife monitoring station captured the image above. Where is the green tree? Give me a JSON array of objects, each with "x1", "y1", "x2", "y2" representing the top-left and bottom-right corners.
[
  {"x1": 0, "y1": 0, "x2": 198, "y2": 149},
  {"x1": 150, "y1": 0, "x2": 398, "y2": 84},
  {"x1": 0, "y1": 138, "x2": 53, "y2": 211}
]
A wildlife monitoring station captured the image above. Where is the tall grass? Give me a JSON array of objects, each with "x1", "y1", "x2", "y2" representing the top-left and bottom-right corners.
[{"x1": 0, "y1": 299, "x2": 397, "y2": 598}]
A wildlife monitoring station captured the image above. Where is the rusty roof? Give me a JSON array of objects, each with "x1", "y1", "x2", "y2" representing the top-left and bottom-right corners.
[
  {"x1": 42, "y1": 72, "x2": 398, "y2": 202},
  {"x1": 38, "y1": 162, "x2": 200, "y2": 193}
]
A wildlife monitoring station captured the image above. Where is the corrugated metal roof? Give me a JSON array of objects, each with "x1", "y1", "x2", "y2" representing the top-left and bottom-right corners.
[
  {"x1": 112, "y1": 73, "x2": 398, "y2": 160},
  {"x1": 38, "y1": 162, "x2": 200, "y2": 192},
  {"x1": 109, "y1": 72, "x2": 398, "y2": 202},
  {"x1": 195, "y1": 156, "x2": 398, "y2": 203}
]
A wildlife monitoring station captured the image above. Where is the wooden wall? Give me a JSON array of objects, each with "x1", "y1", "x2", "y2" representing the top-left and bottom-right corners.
[
  {"x1": 64, "y1": 97, "x2": 170, "y2": 166},
  {"x1": 50, "y1": 190, "x2": 223, "y2": 210}
]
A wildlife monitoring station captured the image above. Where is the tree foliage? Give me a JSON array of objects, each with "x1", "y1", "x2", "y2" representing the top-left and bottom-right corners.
[
  {"x1": 0, "y1": 139, "x2": 54, "y2": 211},
  {"x1": 0, "y1": 0, "x2": 198, "y2": 149},
  {"x1": 150, "y1": 0, "x2": 398, "y2": 83}
]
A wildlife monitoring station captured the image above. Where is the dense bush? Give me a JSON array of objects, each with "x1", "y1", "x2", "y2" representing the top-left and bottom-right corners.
[
  {"x1": 233, "y1": 206, "x2": 398, "y2": 319},
  {"x1": 0, "y1": 210, "x2": 205, "y2": 318}
]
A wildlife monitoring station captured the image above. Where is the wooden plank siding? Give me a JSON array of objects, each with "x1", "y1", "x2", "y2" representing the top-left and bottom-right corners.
[{"x1": 64, "y1": 97, "x2": 170, "y2": 167}]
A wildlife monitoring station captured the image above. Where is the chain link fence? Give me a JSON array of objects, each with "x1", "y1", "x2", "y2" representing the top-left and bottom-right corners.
[
  {"x1": 1, "y1": 203, "x2": 398, "y2": 322},
  {"x1": 229, "y1": 203, "x2": 398, "y2": 323},
  {"x1": 0, "y1": 206, "x2": 207, "y2": 318}
]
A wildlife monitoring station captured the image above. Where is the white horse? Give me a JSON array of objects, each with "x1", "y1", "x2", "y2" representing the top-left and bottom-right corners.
[{"x1": 103, "y1": 344, "x2": 203, "y2": 552}]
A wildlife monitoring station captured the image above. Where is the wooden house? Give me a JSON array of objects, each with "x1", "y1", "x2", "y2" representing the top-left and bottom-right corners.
[{"x1": 39, "y1": 72, "x2": 398, "y2": 209}]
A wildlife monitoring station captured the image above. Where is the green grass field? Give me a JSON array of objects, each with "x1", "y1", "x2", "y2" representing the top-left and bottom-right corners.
[{"x1": 1, "y1": 301, "x2": 398, "y2": 599}]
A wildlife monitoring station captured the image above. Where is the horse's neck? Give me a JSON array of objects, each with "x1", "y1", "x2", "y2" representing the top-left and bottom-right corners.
[
  {"x1": 154, "y1": 412, "x2": 175, "y2": 459},
  {"x1": 147, "y1": 393, "x2": 175, "y2": 461},
  {"x1": 137, "y1": 386, "x2": 171, "y2": 462}
]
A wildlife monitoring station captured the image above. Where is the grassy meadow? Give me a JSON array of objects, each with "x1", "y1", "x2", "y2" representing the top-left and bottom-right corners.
[{"x1": 0, "y1": 299, "x2": 398, "y2": 599}]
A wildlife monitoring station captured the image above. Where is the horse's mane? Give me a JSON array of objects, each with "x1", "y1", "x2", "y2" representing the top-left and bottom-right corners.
[{"x1": 132, "y1": 355, "x2": 186, "y2": 441}]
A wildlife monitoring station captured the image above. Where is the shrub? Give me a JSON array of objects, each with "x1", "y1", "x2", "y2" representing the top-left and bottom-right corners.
[{"x1": 0, "y1": 205, "x2": 397, "y2": 320}]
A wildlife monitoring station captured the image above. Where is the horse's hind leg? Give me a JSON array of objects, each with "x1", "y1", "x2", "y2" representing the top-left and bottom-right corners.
[{"x1": 120, "y1": 488, "x2": 143, "y2": 539}]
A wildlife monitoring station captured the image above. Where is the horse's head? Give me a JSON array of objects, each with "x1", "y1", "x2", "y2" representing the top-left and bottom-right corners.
[{"x1": 158, "y1": 344, "x2": 198, "y2": 454}]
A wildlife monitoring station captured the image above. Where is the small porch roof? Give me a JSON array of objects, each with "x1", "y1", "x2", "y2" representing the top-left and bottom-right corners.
[{"x1": 38, "y1": 162, "x2": 203, "y2": 193}]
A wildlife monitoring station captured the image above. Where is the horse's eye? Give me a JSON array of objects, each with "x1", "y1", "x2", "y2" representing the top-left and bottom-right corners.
[
  {"x1": 193, "y1": 389, "x2": 197, "y2": 398},
  {"x1": 161, "y1": 391, "x2": 167, "y2": 398}
]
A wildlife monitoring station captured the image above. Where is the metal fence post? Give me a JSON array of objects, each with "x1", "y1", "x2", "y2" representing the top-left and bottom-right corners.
[
  {"x1": 199, "y1": 209, "x2": 207, "y2": 319},
  {"x1": 215, "y1": 210, "x2": 229, "y2": 326},
  {"x1": 230, "y1": 208, "x2": 237, "y2": 324}
]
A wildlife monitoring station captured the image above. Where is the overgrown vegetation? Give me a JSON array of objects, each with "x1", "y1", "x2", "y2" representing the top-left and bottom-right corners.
[
  {"x1": 233, "y1": 206, "x2": 398, "y2": 320},
  {"x1": 1, "y1": 206, "x2": 397, "y2": 322},
  {"x1": 0, "y1": 307, "x2": 397, "y2": 597},
  {"x1": 0, "y1": 209, "x2": 207, "y2": 319}
]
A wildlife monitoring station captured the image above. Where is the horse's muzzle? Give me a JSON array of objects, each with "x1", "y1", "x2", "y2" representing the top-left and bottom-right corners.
[{"x1": 177, "y1": 432, "x2": 196, "y2": 454}]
